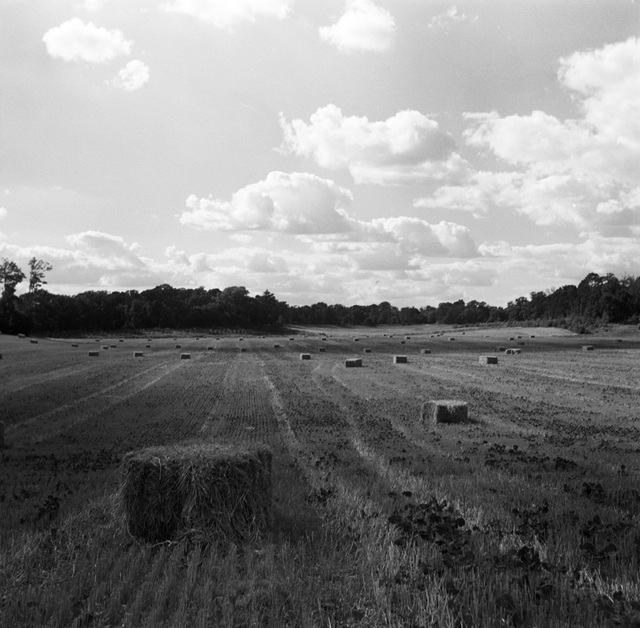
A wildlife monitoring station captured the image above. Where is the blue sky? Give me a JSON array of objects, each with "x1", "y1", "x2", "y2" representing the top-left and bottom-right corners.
[{"x1": 1, "y1": 0, "x2": 639, "y2": 306}]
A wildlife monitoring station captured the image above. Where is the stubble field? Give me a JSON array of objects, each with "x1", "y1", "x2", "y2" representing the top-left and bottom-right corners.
[{"x1": 1, "y1": 326, "x2": 640, "y2": 627}]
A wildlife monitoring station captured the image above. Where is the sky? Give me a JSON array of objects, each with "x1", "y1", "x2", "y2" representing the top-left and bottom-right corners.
[{"x1": 1, "y1": 0, "x2": 639, "y2": 307}]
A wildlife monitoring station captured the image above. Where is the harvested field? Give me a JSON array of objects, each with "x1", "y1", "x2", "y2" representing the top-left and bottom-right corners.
[{"x1": 2, "y1": 326, "x2": 640, "y2": 627}]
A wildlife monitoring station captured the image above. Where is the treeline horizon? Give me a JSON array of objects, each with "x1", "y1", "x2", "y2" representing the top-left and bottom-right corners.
[{"x1": 1, "y1": 264, "x2": 640, "y2": 335}]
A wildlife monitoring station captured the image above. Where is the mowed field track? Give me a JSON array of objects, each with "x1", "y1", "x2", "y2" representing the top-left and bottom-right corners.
[{"x1": 2, "y1": 327, "x2": 640, "y2": 627}]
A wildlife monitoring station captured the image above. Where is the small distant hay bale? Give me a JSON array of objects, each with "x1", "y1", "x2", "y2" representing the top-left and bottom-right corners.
[
  {"x1": 582, "y1": 345, "x2": 595, "y2": 351},
  {"x1": 95, "y1": 339, "x2": 100, "y2": 342},
  {"x1": 345, "y1": 358, "x2": 362, "y2": 368},
  {"x1": 207, "y1": 346, "x2": 214, "y2": 351},
  {"x1": 479, "y1": 355, "x2": 498, "y2": 365},
  {"x1": 88, "y1": 351, "x2": 99, "y2": 357},
  {"x1": 110, "y1": 344, "x2": 117, "y2": 348},
  {"x1": 530, "y1": 335, "x2": 536, "y2": 338},
  {"x1": 18, "y1": 333, "x2": 26, "y2": 338},
  {"x1": 517, "y1": 336, "x2": 522, "y2": 339},
  {"x1": 273, "y1": 344, "x2": 281, "y2": 349},
  {"x1": 30, "y1": 339, "x2": 38, "y2": 344},
  {"x1": 120, "y1": 442, "x2": 272, "y2": 543},
  {"x1": 509, "y1": 337, "x2": 515, "y2": 341},
  {"x1": 146, "y1": 344, "x2": 151, "y2": 349},
  {"x1": 180, "y1": 353, "x2": 191, "y2": 359},
  {"x1": 319, "y1": 347, "x2": 326, "y2": 352},
  {"x1": 102, "y1": 346, "x2": 109, "y2": 350},
  {"x1": 394, "y1": 355, "x2": 408, "y2": 364},
  {"x1": 363, "y1": 348, "x2": 372, "y2": 353},
  {"x1": 300, "y1": 353, "x2": 311, "y2": 360},
  {"x1": 496, "y1": 346, "x2": 506, "y2": 352},
  {"x1": 238, "y1": 338, "x2": 243, "y2": 342},
  {"x1": 354, "y1": 338, "x2": 360, "y2": 342},
  {"x1": 289, "y1": 337, "x2": 295, "y2": 341},
  {"x1": 420, "y1": 349, "x2": 431, "y2": 354},
  {"x1": 134, "y1": 351, "x2": 144, "y2": 357},
  {"x1": 321, "y1": 337, "x2": 327, "y2": 341},
  {"x1": 448, "y1": 337, "x2": 455, "y2": 341},
  {"x1": 240, "y1": 348, "x2": 247, "y2": 352},
  {"x1": 71, "y1": 344, "x2": 78, "y2": 348},
  {"x1": 405, "y1": 336, "x2": 411, "y2": 340},
  {"x1": 175, "y1": 344, "x2": 181, "y2": 349},
  {"x1": 119, "y1": 339, "x2": 124, "y2": 343},
  {"x1": 505, "y1": 348, "x2": 521, "y2": 355},
  {"x1": 422, "y1": 400, "x2": 468, "y2": 424},
  {"x1": 147, "y1": 338, "x2": 152, "y2": 342}
]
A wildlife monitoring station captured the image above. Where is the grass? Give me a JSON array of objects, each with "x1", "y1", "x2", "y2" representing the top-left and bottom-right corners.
[{"x1": 1, "y1": 328, "x2": 640, "y2": 626}]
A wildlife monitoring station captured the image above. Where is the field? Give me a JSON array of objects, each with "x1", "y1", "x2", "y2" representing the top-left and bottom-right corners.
[{"x1": 2, "y1": 326, "x2": 640, "y2": 627}]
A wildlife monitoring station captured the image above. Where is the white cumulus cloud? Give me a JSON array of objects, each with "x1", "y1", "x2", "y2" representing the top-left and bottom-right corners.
[
  {"x1": 42, "y1": 18, "x2": 133, "y2": 63},
  {"x1": 428, "y1": 6, "x2": 476, "y2": 32},
  {"x1": 279, "y1": 104, "x2": 467, "y2": 185},
  {"x1": 319, "y1": 0, "x2": 396, "y2": 52},
  {"x1": 179, "y1": 171, "x2": 354, "y2": 234},
  {"x1": 428, "y1": 37, "x2": 640, "y2": 236},
  {"x1": 163, "y1": 0, "x2": 292, "y2": 29},
  {"x1": 111, "y1": 60, "x2": 150, "y2": 91}
]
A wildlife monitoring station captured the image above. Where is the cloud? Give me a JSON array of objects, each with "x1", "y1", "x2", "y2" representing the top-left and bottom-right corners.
[
  {"x1": 427, "y1": 37, "x2": 640, "y2": 236},
  {"x1": 428, "y1": 6, "x2": 476, "y2": 32},
  {"x1": 163, "y1": 0, "x2": 292, "y2": 29},
  {"x1": 42, "y1": 18, "x2": 133, "y2": 63},
  {"x1": 319, "y1": 0, "x2": 396, "y2": 53},
  {"x1": 111, "y1": 60, "x2": 150, "y2": 91},
  {"x1": 179, "y1": 171, "x2": 354, "y2": 234},
  {"x1": 279, "y1": 105, "x2": 467, "y2": 185},
  {"x1": 82, "y1": 0, "x2": 106, "y2": 10},
  {"x1": 0, "y1": 207, "x2": 7, "y2": 219}
]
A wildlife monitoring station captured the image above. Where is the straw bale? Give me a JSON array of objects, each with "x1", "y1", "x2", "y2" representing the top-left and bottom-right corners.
[
  {"x1": 273, "y1": 344, "x2": 281, "y2": 348},
  {"x1": 30, "y1": 339, "x2": 38, "y2": 344},
  {"x1": 120, "y1": 442, "x2": 272, "y2": 543},
  {"x1": 420, "y1": 349, "x2": 431, "y2": 354},
  {"x1": 110, "y1": 345, "x2": 117, "y2": 348},
  {"x1": 207, "y1": 347, "x2": 214, "y2": 351},
  {"x1": 354, "y1": 338, "x2": 360, "y2": 342},
  {"x1": 400, "y1": 340, "x2": 405, "y2": 344},
  {"x1": 421, "y1": 399, "x2": 468, "y2": 424},
  {"x1": 146, "y1": 345, "x2": 151, "y2": 349},
  {"x1": 505, "y1": 348, "x2": 521, "y2": 355},
  {"x1": 102, "y1": 346, "x2": 109, "y2": 350},
  {"x1": 176, "y1": 344, "x2": 181, "y2": 348},
  {"x1": 479, "y1": 355, "x2": 498, "y2": 365},
  {"x1": 71, "y1": 344, "x2": 78, "y2": 348},
  {"x1": 300, "y1": 353, "x2": 311, "y2": 360},
  {"x1": 88, "y1": 351, "x2": 99, "y2": 357},
  {"x1": 240, "y1": 348, "x2": 247, "y2": 352},
  {"x1": 363, "y1": 348, "x2": 372, "y2": 353},
  {"x1": 18, "y1": 333, "x2": 25, "y2": 338},
  {"x1": 582, "y1": 345, "x2": 594, "y2": 351},
  {"x1": 448, "y1": 337, "x2": 455, "y2": 341},
  {"x1": 181, "y1": 353, "x2": 191, "y2": 359},
  {"x1": 119, "y1": 339, "x2": 124, "y2": 342},
  {"x1": 345, "y1": 358, "x2": 362, "y2": 368},
  {"x1": 134, "y1": 351, "x2": 143, "y2": 357},
  {"x1": 496, "y1": 346, "x2": 506, "y2": 352},
  {"x1": 394, "y1": 355, "x2": 408, "y2": 363},
  {"x1": 319, "y1": 348, "x2": 326, "y2": 352}
]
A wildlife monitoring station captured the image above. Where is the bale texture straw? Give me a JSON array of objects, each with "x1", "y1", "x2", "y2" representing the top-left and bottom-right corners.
[
  {"x1": 394, "y1": 355, "x2": 408, "y2": 363},
  {"x1": 88, "y1": 351, "x2": 99, "y2": 357},
  {"x1": 479, "y1": 355, "x2": 498, "y2": 365},
  {"x1": 345, "y1": 358, "x2": 362, "y2": 368},
  {"x1": 422, "y1": 399, "x2": 468, "y2": 424},
  {"x1": 181, "y1": 353, "x2": 191, "y2": 359},
  {"x1": 420, "y1": 349, "x2": 431, "y2": 354},
  {"x1": 120, "y1": 443, "x2": 272, "y2": 543},
  {"x1": 363, "y1": 348, "x2": 372, "y2": 353},
  {"x1": 300, "y1": 353, "x2": 311, "y2": 360},
  {"x1": 30, "y1": 339, "x2": 38, "y2": 344},
  {"x1": 582, "y1": 345, "x2": 594, "y2": 351},
  {"x1": 134, "y1": 351, "x2": 143, "y2": 357}
]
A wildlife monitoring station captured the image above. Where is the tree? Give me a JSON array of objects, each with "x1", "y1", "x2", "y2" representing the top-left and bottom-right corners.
[
  {"x1": 28, "y1": 258, "x2": 53, "y2": 293},
  {"x1": 0, "y1": 258, "x2": 26, "y2": 332}
]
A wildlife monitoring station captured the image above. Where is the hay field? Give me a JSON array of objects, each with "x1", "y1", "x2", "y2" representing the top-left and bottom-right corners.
[{"x1": 2, "y1": 327, "x2": 640, "y2": 627}]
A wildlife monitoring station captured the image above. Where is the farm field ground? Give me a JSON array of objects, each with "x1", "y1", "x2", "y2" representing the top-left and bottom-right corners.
[{"x1": 1, "y1": 325, "x2": 640, "y2": 627}]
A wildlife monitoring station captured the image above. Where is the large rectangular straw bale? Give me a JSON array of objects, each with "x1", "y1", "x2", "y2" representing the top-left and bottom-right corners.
[
  {"x1": 363, "y1": 348, "x2": 372, "y2": 353},
  {"x1": 421, "y1": 399, "x2": 468, "y2": 424},
  {"x1": 394, "y1": 355, "x2": 408, "y2": 363},
  {"x1": 479, "y1": 355, "x2": 498, "y2": 365},
  {"x1": 120, "y1": 443, "x2": 272, "y2": 543},
  {"x1": 88, "y1": 351, "x2": 99, "y2": 357},
  {"x1": 30, "y1": 339, "x2": 38, "y2": 344},
  {"x1": 420, "y1": 349, "x2": 431, "y2": 354},
  {"x1": 582, "y1": 345, "x2": 595, "y2": 351},
  {"x1": 345, "y1": 358, "x2": 362, "y2": 368},
  {"x1": 300, "y1": 353, "x2": 311, "y2": 360},
  {"x1": 133, "y1": 351, "x2": 143, "y2": 357},
  {"x1": 180, "y1": 353, "x2": 191, "y2": 359}
]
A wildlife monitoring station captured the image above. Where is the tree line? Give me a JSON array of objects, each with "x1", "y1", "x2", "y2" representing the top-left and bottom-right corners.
[{"x1": 1, "y1": 258, "x2": 639, "y2": 334}]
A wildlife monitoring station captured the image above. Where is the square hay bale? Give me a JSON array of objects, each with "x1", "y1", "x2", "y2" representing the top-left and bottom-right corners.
[
  {"x1": 345, "y1": 358, "x2": 363, "y2": 368},
  {"x1": 18, "y1": 333, "x2": 26, "y2": 338},
  {"x1": 273, "y1": 344, "x2": 281, "y2": 349},
  {"x1": 509, "y1": 337, "x2": 515, "y2": 341},
  {"x1": 300, "y1": 353, "x2": 311, "y2": 360},
  {"x1": 88, "y1": 351, "x2": 99, "y2": 357},
  {"x1": 102, "y1": 345, "x2": 109, "y2": 350},
  {"x1": 421, "y1": 399, "x2": 468, "y2": 424},
  {"x1": 448, "y1": 337, "x2": 455, "y2": 341},
  {"x1": 363, "y1": 348, "x2": 372, "y2": 353},
  {"x1": 319, "y1": 347, "x2": 326, "y2": 352},
  {"x1": 180, "y1": 353, "x2": 191, "y2": 359},
  {"x1": 175, "y1": 344, "x2": 181, "y2": 349},
  {"x1": 530, "y1": 335, "x2": 536, "y2": 338},
  {"x1": 110, "y1": 344, "x2": 117, "y2": 348},
  {"x1": 405, "y1": 336, "x2": 411, "y2": 340},
  {"x1": 146, "y1": 344, "x2": 151, "y2": 349},
  {"x1": 120, "y1": 443, "x2": 272, "y2": 543},
  {"x1": 505, "y1": 348, "x2": 521, "y2": 355},
  {"x1": 354, "y1": 338, "x2": 360, "y2": 342},
  {"x1": 582, "y1": 345, "x2": 595, "y2": 351},
  {"x1": 400, "y1": 340, "x2": 406, "y2": 345},
  {"x1": 394, "y1": 355, "x2": 408, "y2": 364},
  {"x1": 238, "y1": 338, "x2": 243, "y2": 341},
  {"x1": 207, "y1": 346, "x2": 214, "y2": 351},
  {"x1": 240, "y1": 348, "x2": 247, "y2": 352},
  {"x1": 30, "y1": 339, "x2": 38, "y2": 344},
  {"x1": 420, "y1": 349, "x2": 431, "y2": 354},
  {"x1": 496, "y1": 346, "x2": 506, "y2": 352},
  {"x1": 321, "y1": 337, "x2": 327, "y2": 341},
  {"x1": 480, "y1": 355, "x2": 498, "y2": 365},
  {"x1": 119, "y1": 339, "x2": 124, "y2": 342},
  {"x1": 133, "y1": 351, "x2": 143, "y2": 357}
]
